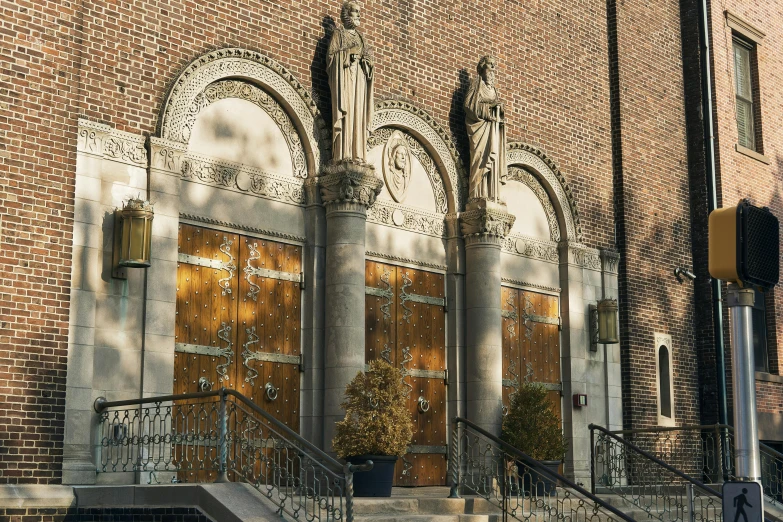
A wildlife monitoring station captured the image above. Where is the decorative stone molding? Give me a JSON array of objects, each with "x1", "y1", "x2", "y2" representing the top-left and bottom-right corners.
[
  {"x1": 501, "y1": 234, "x2": 559, "y2": 263},
  {"x1": 188, "y1": 79, "x2": 307, "y2": 179},
  {"x1": 372, "y1": 99, "x2": 466, "y2": 212},
  {"x1": 159, "y1": 48, "x2": 328, "y2": 171},
  {"x1": 365, "y1": 251, "x2": 447, "y2": 271},
  {"x1": 560, "y1": 241, "x2": 602, "y2": 270},
  {"x1": 318, "y1": 160, "x2": 383, "y2": 210},
  {"x1": 181, "y1": 153, "x2": 305, "y2": 205},
  {"x1": 179, "y1": 213, "x2": 306, "y2": 243},
  {"x1": 367, "y1": 201, "x2": 445, "y2": 237},
  {"x1": 507, "y1": 166, "x2": 561, "y2": 242},
  {"x1": 506, "y1": 142, "x2": 583, "y2": 242},
  {"x1": 149, "y1": 137, "x2": 187, "y2": 173},
  {"x1": 77, "y1": 119, "x2": 111, "y2": 156},
  {"x1": 77, "y1": 119, "x2": 147, "y2": 166},
  {"x1": 600, "y1": 248, "x2": 620, "y2": 274},
  {"x1": 501, "y1": 277, "x2": 561, "y2": 295},
  {"x1": 368, "y1": 127, "x2": 448, "y2": 214},
  {"x1": 460, "y1": 200, "x2": 515, "y2": 241}
]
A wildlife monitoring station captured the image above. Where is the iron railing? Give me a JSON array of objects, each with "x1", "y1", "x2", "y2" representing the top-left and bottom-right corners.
[
  {"x1": 591, "y1": 424, "x2": 783, "y2": 508},
  {"x1": 590, "y1": 424, "x2": 723, "y2": 521},
  {"x1": 449, "y1": 417, "x2": 634, "y2": 522},
  {"x1": 94, "y1": 388, "x2": 372, "y2": 522}
]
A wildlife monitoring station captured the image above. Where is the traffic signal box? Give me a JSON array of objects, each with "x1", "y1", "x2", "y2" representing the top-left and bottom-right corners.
[{"x1": 709, "y1": 200, "x2": 780, "y2": 289}]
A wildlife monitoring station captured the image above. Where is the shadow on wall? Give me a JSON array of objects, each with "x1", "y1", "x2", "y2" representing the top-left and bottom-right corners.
[
  {"x1": 449, "y1": 69, "x2": 471, "y2": 174},
  {"x1": 311, "y1": 16, "x2": 336, "y2": 148}
]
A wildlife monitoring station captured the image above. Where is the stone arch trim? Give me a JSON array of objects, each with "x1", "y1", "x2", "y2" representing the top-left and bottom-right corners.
[
  {"x1": 506, "y1": 142, "x2": 583, "y2": 242},
  {"x1": 371, "y1": 99, "x2": 466, "y2": 213},
  {"x1": 158, "y1": 48, "x2": 329, "y2": 174}
]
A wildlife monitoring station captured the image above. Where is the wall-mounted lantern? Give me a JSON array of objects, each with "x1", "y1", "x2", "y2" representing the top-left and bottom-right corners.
[
  {"x1": 112, "y1": 198, "x2": 154, "y2": 279},
  {"x1": 589, "y1": 298, "x2": 619, "y2": 351}
]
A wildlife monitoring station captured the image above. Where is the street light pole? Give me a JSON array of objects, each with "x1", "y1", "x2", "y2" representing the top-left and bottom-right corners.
[{"x1": 726, "y1": 284, "x2": 762, "y2": 484}]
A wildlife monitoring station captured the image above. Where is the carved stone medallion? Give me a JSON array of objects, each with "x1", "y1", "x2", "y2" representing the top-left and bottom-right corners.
[{"x1": 382, "y1": 130, "x2": 412, "y2": 203}]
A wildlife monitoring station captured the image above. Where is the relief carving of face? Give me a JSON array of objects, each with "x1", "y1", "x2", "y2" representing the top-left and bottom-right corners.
[
  {"x1": 394, "y1": 147, "x2": 408, "y2": 171},
  {"x1": 383, "y1": 130, "x2": 412, "y2": 203}
]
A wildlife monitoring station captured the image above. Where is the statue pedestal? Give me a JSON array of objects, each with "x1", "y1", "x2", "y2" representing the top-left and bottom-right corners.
[
  {"x1": 319, "y1": 160, "x2": 383, "y2": 451},
  {"x1": 460, "y1": 198, "x2": 515, "y2": 437}
]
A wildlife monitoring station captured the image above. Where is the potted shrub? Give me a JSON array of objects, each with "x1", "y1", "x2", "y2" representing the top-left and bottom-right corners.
[
  {"x1": 501, "y1": 380, "x2": 568, "y2": 496},
  {"x1": 333, "y1": 359, "x2": 413, "y2": 497}
]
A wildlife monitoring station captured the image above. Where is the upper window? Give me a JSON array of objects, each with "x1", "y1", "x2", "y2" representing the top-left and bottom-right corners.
[
  {"x1": 752, "y1": 288, "x2": 769, "y2": 373},
  {"x1": 733, "y1": 37, "x2": 759, "y2": 152},
  {"x1": 655, "y1": 333, "x2": 675, "y2": 426}
]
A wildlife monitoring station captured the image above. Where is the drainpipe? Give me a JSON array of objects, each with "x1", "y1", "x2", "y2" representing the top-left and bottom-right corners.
[{"x1": 697, "y1": 0, "x2": 729, "y2": 440}]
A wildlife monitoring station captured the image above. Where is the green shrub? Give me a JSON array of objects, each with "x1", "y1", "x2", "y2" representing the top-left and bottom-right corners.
[
  {"x1": 333, "y1": 359, "x2": 413, "y2": 459},
  {"x1": 501, "y1": 381, "x2": 568, "y2": 461}
]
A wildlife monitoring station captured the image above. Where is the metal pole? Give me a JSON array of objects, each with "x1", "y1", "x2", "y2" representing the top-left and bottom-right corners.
[
  {"x1": 590, "y1": 427, "x2": 596, "y2": 495},
  {"x1": 215, "y1": 388, "x2": 229, "y2": 483},
  {"x1": 726, "y1": 285, "x2": 761, "y2": 483},
  {"x1": 686, "y1": 483, "x2": 695, "y2": 522}
]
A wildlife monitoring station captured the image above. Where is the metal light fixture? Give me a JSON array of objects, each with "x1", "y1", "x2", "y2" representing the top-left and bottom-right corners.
[
  {"x1": 589, "y1": 298, "x2": 619, "y2": 351},
  {"x1": 112, "y1": 198, "x2": 154, "y2": 279}
]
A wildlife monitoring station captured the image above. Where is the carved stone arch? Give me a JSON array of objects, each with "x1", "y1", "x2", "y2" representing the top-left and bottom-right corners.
[
  {"x1": 371, "y1": 99, "x2": 466, "y2": 213},
  {"x1": 158, "y1": 48, "x2": 329, "y2": 175},
  {"x1": 506, "y1": 142, "x2": 583, "y2": 242}
]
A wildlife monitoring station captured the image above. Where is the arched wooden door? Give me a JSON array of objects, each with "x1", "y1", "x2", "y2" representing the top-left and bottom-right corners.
[
  {"x1": 501, "y1": 287, "x2": 562, "y2": 422},
  {"x1": 174, "y1": 224, "x2": 302, "y2": 481},
  {"x1": 365, "y1": 260, "x2": 448, "y2": 486}
]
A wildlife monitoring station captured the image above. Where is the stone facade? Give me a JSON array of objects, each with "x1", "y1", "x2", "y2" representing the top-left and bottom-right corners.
[{"x1": 0, "y1": 0, "x2": 781, "y2": 490}]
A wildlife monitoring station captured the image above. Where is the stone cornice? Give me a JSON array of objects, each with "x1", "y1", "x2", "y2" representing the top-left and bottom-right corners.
[
  {"x1": 149, "y1": 137, "x2": 187, "y2": 174},
  {"x1": 365, "y1": 251, "x2": 447, "y2": 271},
  {"x1": 77, "y1": 119, "x2": 147, "y2": 167},
  {"x1": 501, "y1": 277, "x2": 561, "y2": 295},
  {"x1": 725, "y1": 11, "x2": 765, "y2": 44},
  {"x1": 559, "y1": 241, "x2": 602, "y2": 270},
  {"x1": 181, "y1": 153, "x2": 305, "y2": 206},
  {"x1": 501, "y1": 234, "x2": 559, "y2": 263}
]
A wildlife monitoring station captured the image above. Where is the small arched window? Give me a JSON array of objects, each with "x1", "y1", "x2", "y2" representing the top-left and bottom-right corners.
[{"x1": 655, "y1": 333, "x2": 675, "y2": 426}]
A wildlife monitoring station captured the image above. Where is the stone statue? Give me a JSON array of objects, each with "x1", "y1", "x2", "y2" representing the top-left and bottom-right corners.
[
  {"x1": 383, "y1": 130, "x2": 411, "y2": 202},
  {"x1": 327, "y1": 1, "x2": 374, "y2": 162},
  {"x1": 465, "y1": 55, "x2": 507, "y2": 202}
]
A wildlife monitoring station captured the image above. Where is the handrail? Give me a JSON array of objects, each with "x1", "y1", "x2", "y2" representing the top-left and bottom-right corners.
[
  {"x1": 453, "y1": 417, "x2": 635, "y2": 522},
  {"x1": 95, "y1": 388, "x2": 360, "y2": 474},
  {"x1": 589, "y1": 423, "x2": 722, "y2": 498}
]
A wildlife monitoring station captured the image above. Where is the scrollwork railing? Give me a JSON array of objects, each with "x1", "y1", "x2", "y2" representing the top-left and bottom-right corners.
[
  {"x1": 95, "y1": 389, "x2": 372, "y2": 522},
  {"x1": 590, "y1": 423, "x2": 783, "y2": 511},
  {"x1": 449, "y1": 417, "x2": 634, "y2": 522}
]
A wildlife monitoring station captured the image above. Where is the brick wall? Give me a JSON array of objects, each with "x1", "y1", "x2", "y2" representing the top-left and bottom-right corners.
[
  {"x1": 609, "y1": 0, "x2": 699, "y2": 429},
  {"x1": 0, "y1": 0, "x2": 77, "y2": 483},
  {"x1": 0, "y1": 0, "x2": 734, "y2": 481},
  {"x1": 0, "y1": 506, "x2": 210, "y2": 522}
]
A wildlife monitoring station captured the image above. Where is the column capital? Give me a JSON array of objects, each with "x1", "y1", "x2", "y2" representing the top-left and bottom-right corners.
[
  {"x1": 600, "y1": 248, "x2": 620, "y2": 274},
  {"x1": 318, "y1": 159, "x2": 383, "y2": 212},
  {"x1": 460, "y1": 199, "x2": 515, "y2": 244}
]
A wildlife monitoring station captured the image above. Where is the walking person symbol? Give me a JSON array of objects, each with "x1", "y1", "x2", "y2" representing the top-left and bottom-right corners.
[{"x1": 734, "y1": 488, "x2": 753, "y2": 522}]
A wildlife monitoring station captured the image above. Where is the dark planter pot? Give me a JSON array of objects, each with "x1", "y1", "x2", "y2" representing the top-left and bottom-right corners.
[
  {"x1": 346, "y1": 455, "x2": 398, "y2": 497},
  {"x1": 518, "y1": 460, "x2": 560, "y2": 497}
]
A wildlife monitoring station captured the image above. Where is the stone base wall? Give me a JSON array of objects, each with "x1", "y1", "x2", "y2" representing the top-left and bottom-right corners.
[{"x1": 0, "y1": 507, "x2": 210, "y2": 522}]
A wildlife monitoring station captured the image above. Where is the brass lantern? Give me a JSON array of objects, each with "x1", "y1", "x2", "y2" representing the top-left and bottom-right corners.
[
  {"x1": 589, "y1": 298, "x2": 619, "y2": 351},
  {"x1": 112, "y1": 198, "x2": 154, "y2": 278}
]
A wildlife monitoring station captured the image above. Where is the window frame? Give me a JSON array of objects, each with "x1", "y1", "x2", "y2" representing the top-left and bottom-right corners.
[
  {"x1": 655, "y1": 333, "x2": 676, "y2": 427},
  {"x1": 732, "y1": 37, "x2": 756, "y2": 151}
]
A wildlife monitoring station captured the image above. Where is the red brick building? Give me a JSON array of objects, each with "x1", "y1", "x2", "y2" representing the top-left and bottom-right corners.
[{"x1": 0, "y1": 0, "x2": 780, "y2": 500}]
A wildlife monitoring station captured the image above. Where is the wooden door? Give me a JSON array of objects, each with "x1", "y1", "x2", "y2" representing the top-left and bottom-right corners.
[
  {"x1": 501, "y1": 287, "x2": 562, "y2": 421},
  {"x1": 174, "y1": 224, "x2": 302, "y2": 481},
  {"x1": 366, "y1": 261, "x2": 448, "y2": 486}
]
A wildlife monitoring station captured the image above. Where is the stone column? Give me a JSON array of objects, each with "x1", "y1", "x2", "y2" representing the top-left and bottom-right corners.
[
  {"x1": 319, "y1": 160, "x2": 383, "y2": 450},
  {"x1": 301, "y1": 179, "x2": 327, "y2": 448},
  {"x1": 460, "y1": 199, "x2": 515, "y2": 437},
  {"x1": 600, "y1": 249, "x2": 622, "y2": 432}
]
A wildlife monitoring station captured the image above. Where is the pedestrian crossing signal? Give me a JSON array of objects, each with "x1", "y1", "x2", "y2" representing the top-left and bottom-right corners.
[{"x1": 709, "y1": 200, "x2": 779, "y2": 289}]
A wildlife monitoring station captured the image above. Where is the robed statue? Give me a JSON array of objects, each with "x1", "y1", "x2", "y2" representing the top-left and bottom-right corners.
[
  {"x1": 327, "y1": 1, "x2": 374, "y2": 162},
  {"x1": 465, "y1": 55, "x2": 507, "y2": 201}
]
